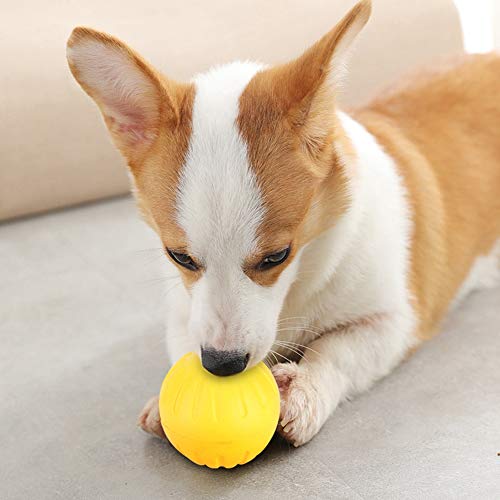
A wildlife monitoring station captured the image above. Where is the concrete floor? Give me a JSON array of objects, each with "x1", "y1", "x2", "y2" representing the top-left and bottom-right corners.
[{"x1": 1, "y1": 196, "x2": 499, "y2": 499}]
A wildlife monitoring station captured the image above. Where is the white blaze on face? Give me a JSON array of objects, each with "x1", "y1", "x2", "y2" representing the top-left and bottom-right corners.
[{"x1": 175, "y1": 62, "x2": 294, "y2": 365}]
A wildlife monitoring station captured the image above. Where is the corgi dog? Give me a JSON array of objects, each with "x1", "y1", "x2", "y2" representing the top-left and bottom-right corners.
[{"x1": 67, "y1": 0, "x2": 500, "y2": 447}]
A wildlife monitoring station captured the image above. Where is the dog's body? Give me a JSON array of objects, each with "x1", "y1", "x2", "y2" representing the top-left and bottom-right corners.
[{"x1": 67, "y1": 0, "x2": 500, "y2": 447}]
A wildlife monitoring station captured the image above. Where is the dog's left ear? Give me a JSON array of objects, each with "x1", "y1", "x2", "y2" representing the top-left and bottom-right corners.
[
  {"x1": 66, "y1": 27, "x2": 191, "y2": 166},
  {"x1": 257, "y1": 0, "x2": 371, "y2": 170}
]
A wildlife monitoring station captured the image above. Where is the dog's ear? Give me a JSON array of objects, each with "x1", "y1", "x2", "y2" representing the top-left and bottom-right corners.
[
  {"x1": 276, "y1": 0, "x2": 371, "y2": 114},
  {"x1": 263, "y1": 0, "x2": 371, "y2": 164},
  {"x1": 66, "y1": 28, "x2": 190, "y2": 165}
]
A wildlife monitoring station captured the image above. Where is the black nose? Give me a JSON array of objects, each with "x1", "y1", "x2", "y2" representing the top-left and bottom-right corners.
[{"x1": 201, "y1": 348, "x2": 249, "y2": 376}]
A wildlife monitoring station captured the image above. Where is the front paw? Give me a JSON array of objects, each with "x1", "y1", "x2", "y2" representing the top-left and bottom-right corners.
[
  {"x1": 137, "y1": 396, "x2": 166, "y2": 440},
  {"x1": 272, "y1": 363, "x2": 325, "y2": 447}
]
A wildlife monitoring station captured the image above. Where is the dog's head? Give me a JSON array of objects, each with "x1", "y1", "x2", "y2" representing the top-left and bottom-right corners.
[{"x1": 67, "y1": 1, "x2": 370, "y2": 374}]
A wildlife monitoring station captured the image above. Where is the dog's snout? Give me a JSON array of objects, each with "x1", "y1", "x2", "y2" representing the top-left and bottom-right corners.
[{"x1": 201, "y1": 347, "x2": 249, "y2": 376}]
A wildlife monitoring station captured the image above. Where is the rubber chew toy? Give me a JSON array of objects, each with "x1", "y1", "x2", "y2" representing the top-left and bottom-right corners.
[{"x1": 159, "y1": 352, "x2": 280, "y2": 468}]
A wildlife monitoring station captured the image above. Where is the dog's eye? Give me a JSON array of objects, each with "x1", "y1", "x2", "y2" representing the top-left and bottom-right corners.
[
  {"x1": 166, "y1": 248, "x2": 198, "y2": 271},
  {"x1": 258, "y1": 247, "x2": 290, "y2": 271}
]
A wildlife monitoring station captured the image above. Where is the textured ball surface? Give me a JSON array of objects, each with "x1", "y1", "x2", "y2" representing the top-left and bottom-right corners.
[{"x1": 159, "y1": 352, "x2": 280, "y2": 469}]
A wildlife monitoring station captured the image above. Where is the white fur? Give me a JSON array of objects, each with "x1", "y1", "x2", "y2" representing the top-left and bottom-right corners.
[
  {"x1": 172, "y1": 62, "x2": 299, "y2": 365},
  {"x1": 282, "y1": 113, "x2": 416, "y2": 331},
  {"x1": 269, "y1": 113, "x2": 417, "y2": 445}
]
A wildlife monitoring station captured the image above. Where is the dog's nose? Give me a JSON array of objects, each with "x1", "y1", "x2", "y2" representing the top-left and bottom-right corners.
[{"x1": 201, "y1": 347, "x2": 249, "y2": 376}]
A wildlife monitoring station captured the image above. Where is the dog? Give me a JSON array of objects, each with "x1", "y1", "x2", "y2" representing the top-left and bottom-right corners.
[{"x1": 67, "y1": 0, "x2": 500, "y2": 447}]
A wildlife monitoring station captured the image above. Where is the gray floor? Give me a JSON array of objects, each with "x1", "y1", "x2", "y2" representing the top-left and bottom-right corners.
[{"x1": 1, "y1": 196, "x2": 499, "y2": 499}]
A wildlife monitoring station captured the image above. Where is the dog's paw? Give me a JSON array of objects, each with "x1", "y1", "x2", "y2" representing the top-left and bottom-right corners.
[
  {"x1": 272, "y1": 362, "x2": 324, "y2": 447},
  {"x1": 137, "y1": 396, "x2": 166, "y2": 440}
]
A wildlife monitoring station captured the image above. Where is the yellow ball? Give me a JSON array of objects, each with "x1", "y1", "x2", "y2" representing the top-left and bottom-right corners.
[{"x1": 159, "y1": 352, "x2": 280, "y2": 469}]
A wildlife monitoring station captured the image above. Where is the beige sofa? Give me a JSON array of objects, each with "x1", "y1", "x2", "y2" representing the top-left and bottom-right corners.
[{"x1": 0, "y1": 0, "x2": 463, "y2": 221}]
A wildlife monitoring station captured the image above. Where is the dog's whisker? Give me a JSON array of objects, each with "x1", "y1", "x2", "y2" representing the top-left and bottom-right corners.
[
  {"x1": 269, "y1": 349, "x2": 293, "y2": 364},
  {"x1": 276, "y1": 323, "x2": 322, "y2": 330},
  {"x1": 300, "y1": 329, "x2": 325, "y2": 338},
  {"x1": 270, "y1": 352, "x2": 279, "y2": 366},
  {"x1": 280, "y1": 325, "x2": 324, "y2": 335},
  {"x1": 276, "y1": 326, "x2": 324, "y2": 339},
  {"x1": 277, "y1": 321, "x2": 323, "y2": 331},
  {"x1": 274, "y1": 340, "x2": 314, "y2": 361},
  {"x1": 275, "y1": 340, "x2": 321, "y2": 356},
  {"x1": 278, "y1": 316, "x2": 309, "y2": 321},
  {"x1": 276, "y1": 326, "x2": 321, "y2": 332},
  {"x1": 267, "y1": 350, "x2": 280, "y2": 366},
  {"x1": 276, "y1": 320, "x2": 325, "y2": 337},
  {"x1": 273, "y1": 341, "x2": 306, "y2": 361},
  {"x1": 277, "y1": 316, "x2": 310, "y2": 325},
  {"x1": 276, "y1": 339, "x2": 318, "y2": 351}
]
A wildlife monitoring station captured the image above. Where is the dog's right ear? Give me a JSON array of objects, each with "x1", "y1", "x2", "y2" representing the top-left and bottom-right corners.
[{"x1": 66, "y1": 28, "x2": 191, "y2": 165}]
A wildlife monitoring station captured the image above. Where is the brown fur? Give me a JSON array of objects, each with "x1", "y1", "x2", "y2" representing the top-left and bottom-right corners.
[
  {"x1": 67, "y1": 27, "x2": 200, "y2": 287},
  {"x1": 237, "y1": 0, "x2": 370, "y2": 286},
  {"x1": 352, "y1": 53, "x2": 500, "y2": 337}
]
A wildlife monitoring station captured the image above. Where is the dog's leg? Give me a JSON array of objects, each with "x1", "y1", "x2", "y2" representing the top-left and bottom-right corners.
[
  {"x1": 272, "y1": 312, "x2": 416, "y2": 447},
  {"x1": 138, "y1": 284, "x2": 192, "y2": 441},
  {"x1": 138, "y1": 396, "x2": 166, "y2": 439}
]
